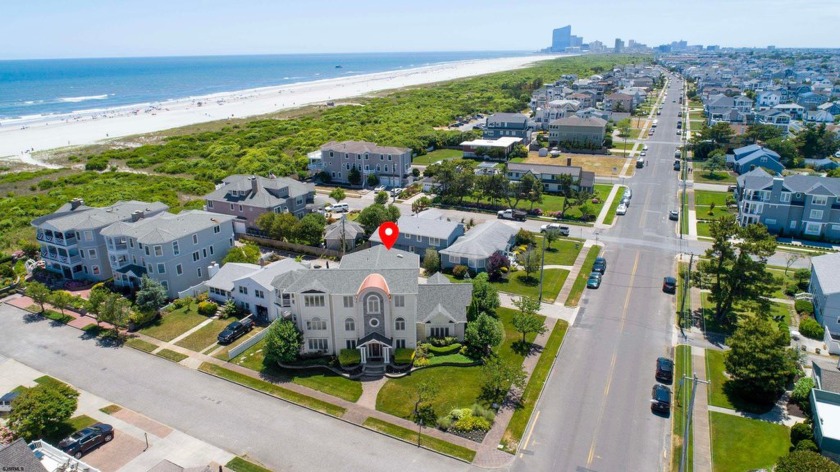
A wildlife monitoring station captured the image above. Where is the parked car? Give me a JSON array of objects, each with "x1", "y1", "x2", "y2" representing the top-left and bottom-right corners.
[
  {"x1": 325, "y1": 203, "x2": 349, "y2": 213},
  {"x1": 390, "y1": 188, "x2": 404, "y2": 197},
  {"x1": 58, "y1": 423, "x2": 114, "y2": 459},
  {"x1": 586, "y1": 273, "x2": 602, "y2": 289},
  {"x1": 616, "y1": 204, "x2": 627, "y2": 215},
  {"x1": 623, "y1": 188, "x2": 633, "y2": 199},
  {"x1": 656, "y1": 357, "x2": 675, "y2": 383},
  {"x1": 217, "y1": 318, "x2": 255, "y2": 344},
  {"x1": 498, "y1": 209, "x2": 527, "y2": 221},
  {"x1": 651, "y1": 384, "x2": 672, "y2": 413},
  {"x1": 540, "y1": 223, "x2": 570, "y2": 236},
  {"x1": 662, "y1": 276, "x2": 677, "y2": 294},
  {"x1": 592, "y1": 257, "x2": 607, "y2": 274},
  {"x1": 640, "y1": 151, "x2": 646, "y2": 156},
  {"x1": 673, "y1": 160, "x2": 681, "y2": 171},
  {"x1": 669, "y1": 210, "x2": 679, "y2": 221},
  {"x1": 374, "y1": 185, "x2": 386, "y2": 193}
]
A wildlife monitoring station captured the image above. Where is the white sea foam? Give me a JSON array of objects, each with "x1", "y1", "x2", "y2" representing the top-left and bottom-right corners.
[{"x1": 58, "y1": 94, "x2": 109, "y2": 103}]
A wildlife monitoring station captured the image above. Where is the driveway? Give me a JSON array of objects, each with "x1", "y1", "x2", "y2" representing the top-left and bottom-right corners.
[{"x1": 0, "y1": 303, "x2": 472, "y2": 472}]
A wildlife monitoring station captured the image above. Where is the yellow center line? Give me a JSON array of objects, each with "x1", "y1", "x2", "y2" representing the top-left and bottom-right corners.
[{"x1": 586, "y1": 251, "x2": 641, "y2": 467}]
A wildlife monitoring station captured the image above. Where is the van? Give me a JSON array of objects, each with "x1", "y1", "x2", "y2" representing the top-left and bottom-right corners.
[
  {"x1": 636, "y1": 157, "x2": 645, "y2": 168},
  {"x1": 328, "y1": 203, "x2": 349, "y2": 213}
]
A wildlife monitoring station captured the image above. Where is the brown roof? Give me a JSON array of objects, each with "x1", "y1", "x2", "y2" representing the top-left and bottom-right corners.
[{"x1": 321, "y1": 140, "x2": 410, "y2": 155}]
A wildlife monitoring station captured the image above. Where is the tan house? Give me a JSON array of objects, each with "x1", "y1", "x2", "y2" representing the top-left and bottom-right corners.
[
  {"x1": 604, "y1": 93, "x2": 635, "y2": 112},
  {"x1": 548, "y1": 116, "x2": 607, "y2": 148}
]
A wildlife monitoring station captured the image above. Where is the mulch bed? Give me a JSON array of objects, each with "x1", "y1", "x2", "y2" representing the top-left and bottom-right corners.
[{"x1": 445, "y1": 428, "x2": 487, "y2": 443}]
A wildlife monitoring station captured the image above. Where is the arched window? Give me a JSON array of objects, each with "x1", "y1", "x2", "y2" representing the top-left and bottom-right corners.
[
  {"x1": 367, "y1": 296, "x2": 380, "y2": 314},
  {"x1": 307, "y1": 317, "x2": 326, "y2": 330},
  {"x1": 345, "y1": 318, "x2": 355, "y2": 331},
  {"x1": 395, "y1": 317, "x2": 405, "y2": 331}
]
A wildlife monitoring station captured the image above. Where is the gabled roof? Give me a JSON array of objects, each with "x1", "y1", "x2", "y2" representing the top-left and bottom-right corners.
[
  {"x1": 507, "y1": 162, "x2": 583, "y2": 178},
  {"x1": 32, "y1": 200, "x2": 169, "y2": 232},
  {"x1": 486, "y1": 113, "x2": 528, "y2": 127},
  {"x1": 242, "y1": 258, "x2": 306, "y2": 289},
  {"x1": 369, "y1": 215, "x2": 462, "y2": 243},
  {"x1": 440, "y1": 221, "x2": 516, "y2": 260},
  {"x1": 736, "y1": 168, "x2": 774, "y2": 190},
  {"x1": 812, "y1": 252, "x2": 840, "y2": 297},
  {"x1": 206, "y1": 263, "x2": 260, "y2": 292},
  {"x1": 339, "y1": 245, "x2": 419, "y2": 270},
  {"x1": 320, "y1": 140, "x2": 410, "y2": 156},
  {"x1": 0, "y1": 439, "x2": 48, "y2": 472},
  {"x1": 324, "y1": 219, "x2": 365, "y2": 241},
  {"x1": 813, "y1": 359, "x2": 840, "y2": 393},
  {"x1": 100, "y1": 211, "x2": 235, "y2": 244},
  {"x1": 204, "y1": 175, "x2": 313, "y2": 208}
]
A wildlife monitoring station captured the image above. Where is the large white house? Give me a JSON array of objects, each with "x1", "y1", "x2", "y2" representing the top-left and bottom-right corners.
[
  {"x1": 271, "y1": 246, "x2": 473, "y2": 364},
  {"x1": 810, "y1": 252, "x2": 840, "y2": 354}
]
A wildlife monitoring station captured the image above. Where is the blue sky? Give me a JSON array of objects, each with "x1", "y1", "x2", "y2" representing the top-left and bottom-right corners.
[{"x1": 2, "y1": 0, "x2": 839, "y2": 59}]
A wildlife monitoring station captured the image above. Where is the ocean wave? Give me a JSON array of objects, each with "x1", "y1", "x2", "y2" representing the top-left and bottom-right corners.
[{"x1": 58, "y1": 94, "x2": 110, "y2": 103}]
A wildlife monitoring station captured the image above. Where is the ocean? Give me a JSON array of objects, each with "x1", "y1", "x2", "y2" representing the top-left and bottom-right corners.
[{"x1": 0, "y1": 51, "x2": 531, "y2": 120}]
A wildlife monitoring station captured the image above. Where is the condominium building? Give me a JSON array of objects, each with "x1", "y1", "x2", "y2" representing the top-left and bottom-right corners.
[{"x1": 312, "y1": 141, "x2": 413, "y2": 187}]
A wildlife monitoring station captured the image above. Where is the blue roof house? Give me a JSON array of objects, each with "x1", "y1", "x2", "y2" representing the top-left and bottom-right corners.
[{"x1": 726, "y1": 145, "x2": 785, "y2": 175}]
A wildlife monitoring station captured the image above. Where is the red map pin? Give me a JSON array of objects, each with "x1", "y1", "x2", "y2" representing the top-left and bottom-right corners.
[{"x1": 379, "y1": 221, "x2": 399, "y2": 250}]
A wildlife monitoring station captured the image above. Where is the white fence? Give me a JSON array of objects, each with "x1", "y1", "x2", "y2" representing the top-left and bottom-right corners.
[
  {"x1": 228, "y1": 321, "x2": 273, "y2": 360},
  {"x1": 178, "y1": 282, "x2": 207, "y2": 299}
]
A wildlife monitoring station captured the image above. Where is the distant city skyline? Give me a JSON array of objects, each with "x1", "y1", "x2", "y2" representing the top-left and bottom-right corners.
[{"x1": 2, "y1": 0, "x2": 840, "y2": 60}]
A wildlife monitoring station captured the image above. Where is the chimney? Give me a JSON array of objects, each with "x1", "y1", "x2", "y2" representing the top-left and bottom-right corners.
[
  {"x1": 250, "y1": 176, "x2": 258, "y2": 195},
  {"x1": 70, "y1": 198, "x2": 84, "y2": 210},
  {"x1": 131, "y1": 210, "x2": 144, "y2": 222},
  {"x1": 567, "y1": 157, "x2": 572, "y2": 167},
  {"x1": 208, "y1": 261, "x2": 220, "y2": 278}
]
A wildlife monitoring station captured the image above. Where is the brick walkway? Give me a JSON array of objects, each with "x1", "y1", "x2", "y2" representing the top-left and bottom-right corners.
[{"x1": 6, "y1": 294, "x2": 119, "y2": 332}]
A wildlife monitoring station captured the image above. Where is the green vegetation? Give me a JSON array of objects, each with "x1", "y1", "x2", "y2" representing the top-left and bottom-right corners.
[
  {"x1": 565, "y1": 245, "x2": 601, "y2": 306},
  {"x1": 43, "y1": 415, "x2": 97, "y2": 445},
  {"x1": 411, "y1": 148, "x2": 463, "y2": 166},
  {"x1": 706, "y1": 348, "x2": 735, "y2": 410},
  {"x1": 502, "y1": 319, "x2": 568, "y2": 453},
  {"x1": 99, "y1": 404, "x2": 122, "y2": 415},
  {"x1": 155, "y1": 348, "x2": 189, "y2": 363},
  {"x1": 538, "y1": 237, "x2": 582, "y2": 266},
  {"x1": 139, "y1": 301, "x2": 206, "y2": 341},
  {"x1": 377, "y1": 366, "x2": 483, "y2": 419},
  {"x1": 709, "y1": 412, "x2": 789, "y2": 472},
  {"x1": 671, "y1": 345, "x2": 693, "y2": 472},
  {"x1": 33, "y1": 375, "x2": 69, "y2": 388},
  {"x1": 125, "y1": 337, "x2": 159, "y2": 353},
  {"x1": 175, "y1": 318, "x2": 229, "y2": 351},
  {"x1": 602, "y1": 185, "x2": 625, "y2": 225},
  {"x1": 229, "y1": 339, "x2": 362, "y2": 402},
  {"x1": 492, "y1": 268, "x2": 569, "y2": 303},
  {"x1": 198, "y1": 362, "x2": 346, "y2": 416},
  {"x1": 225, "y1": 457, "x2": 274, "y2": 472},
  {"x1": 362, "y1": 417, "x2": 476, "y2": 462}
]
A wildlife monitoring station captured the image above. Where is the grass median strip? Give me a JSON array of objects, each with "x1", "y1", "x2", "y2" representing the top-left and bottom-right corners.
[
  {"x1": 198, "y1": 362, "x2": 346, "y2": 417},
  {"x1": 125, "y1": 337, "x2": 158, "y2": 353},
  {"x1": 225, "y1": 457, "x2": 273, "y2": 472},
  {"x1": 99, "y1": 404, "x2": 122, "y2": 415},
  {"x1": 564, "y1": 245, "x2": 601, "y2": 306},
  {"x1": 602, "y1": 185, "x2": 625, "y2": 226},
  {"x1": 362, "y1": 417, "x2": 476, "y2": 462},
  {"x1": 672, "y1": 345, "x2": 693, "y2": 472},
  {"x1": 156, "y1": 348, "x2": 189, "y2": 363},
  {"x1": 501, "y1": 319, "x2": 568, "y2": 453}
]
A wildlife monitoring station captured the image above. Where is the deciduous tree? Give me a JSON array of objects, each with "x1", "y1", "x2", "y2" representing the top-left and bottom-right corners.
[
  {"x1": 222, "y1": 242, "x2": 261, "y2": 264},
  {"x1": 486, "y1": 250, "x2": 510, "y2": 282},
  {"x1": 775, "y1": 451, "x2": 840, "y2": 472},
  {"x1": 375, "y1": 191, "x2": 389, "y2": 205},
  {"x1": 98, "y1": 293, "x2": 132, "y2": 334},
  {"x1": 422, "y1": 249, "x2": 440, "y2": 274},
  {"x1": 725, "y1": 317, "x2": 797, "y2": 404},
  {"x1": 329, "y1": 188, "x2": 346, "y2": 205},
  {"x1": 135, "y1": 276, "x2": 168, "y2": 313},
  {"x1": 470, "y1": 272, "x2": 500, "y2": 316},
  {"x1": 516, "y1": 250, "x2": 541, "y2": 281},
  {"x1": 25, "y1": 282, "x2": 50, "y2": 313},
  {"x1": 480, "y1": 356, "x2": 527, "y2": 403},
  {"x1": 49, "y1": 290, "x2": 73, "y2": 316},
  {"x1": 512, "y1": 296, "x2": 546, "y2": 343},
  {"x1": 264, "y1": 320, "x2": 303, "y2": 364},
  {"x1": 465, "y1": 312, "x2": 504, "y2": 356},
  {"x1": 8, "y1": 382, "x2": 79, "y2": 441}
]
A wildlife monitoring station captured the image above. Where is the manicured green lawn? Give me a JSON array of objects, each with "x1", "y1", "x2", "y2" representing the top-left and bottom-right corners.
[
  {"x1": 489, "y1": 269, "x2": 569, "y2": 303},
  {"x1": 125, "y1": 337, "x2": 158, "y2": 353},
  {"x1": 198, "y1": 362, "x2": 346, "y2": 416},
  {"x1": 502, "y1": 319, "x2": 568, "y2": 453},
  {"x1": 694, "y1": 190, "x2": 730, "y2": 206},
  {"x1": 226, "y1": 457, "x2": 273, "y2": 472},
  {"x1": 44, "y1": 415, "x2": 97, "y2": 444},
  {"x1": 377, "y1": 366, "x2": 484, "y2": 419},
  {"x1": 34, "y1": 375, "x2": 69, "y2": 388},
  {"x1": 565, "y1": 245, "x2": 601, "y2": 307},
  {"x1": 692, "y1": 171, "x2": 737, "y2": 185},
  {"x1": 709, "y1": 412, "x2": 789, "y2": 472},
  {"x1": 767, "y1": 267, "x2": 800, "y2": 300},
  {"x1": 696, "y1": 222, "x2": 710, "y2": 238},
  {"x1": 705, "y1": 349, "x2": 734, "y2": 410},
  {"x1": 427, "y1": 353, "x2": 476, "y2": 365},
  {"x1": 156, "y1": 348, "x2": 188, "y2": 363},
  {"x1": 496, "y1": 307, "x2": 541, "y2": 364},
  {"x1": 139, "y1": 302, "x2": 207, "y2": 342},
  {"x1": 99, "y1": 404, "x2": 122, "y2": 415},
  {"x1": 672, "y1": 345, "x2": 693, "y2": 472},
  {"x1": 459, "y1": 184, "x2": 611, "y2": 221},
  {"x1": 363, "y1": 417, "x2": 476, "y2": 462},
  {"x1": 28, "y1": 305, "x2": 74, "y2": 324},
  {"x1": 229, "y1": 339, "x2": 362, "y2": 402},
  {"x1": 175, "y1": 319, "x2": 229, "y2": 352},
  {"x1": 602, "y1": 185, "x2": 625, "y2": 225},
  {"x1": 538, "y1": 237, "x2": 582, "y2": 266},
  {"x1": 412, "y1": 148, "x2": 463, "y2": 166}
]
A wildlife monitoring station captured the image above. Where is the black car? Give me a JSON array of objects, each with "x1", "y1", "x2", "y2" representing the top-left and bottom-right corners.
[
  {"x1": 662, "y1": 276, "x2": 677, "y2": 294},
  {"x1": 217, "y1": 318, "x2": 255, "y2": 344},
  {"x1": 656, "y1": 357, "x2": 674, "y2": 383},
  {"x1": 651, "y1": 384, "x2": 672, "y2": 413},
  {"x1": 592, "y1": 257, "x2": 607, "y2": 274},
  {"x1": 669, "y1": 210, "x2": 679, "y2": 221},
  {"x1": 673, "y1": 160, "x2": 681, "y2": 171},
  {"x1": 58, "y1": 423, "x2": 114, "y2": 459},
  {"x1": 586, "y1": 273, "x2": 602, "y2": 289}
]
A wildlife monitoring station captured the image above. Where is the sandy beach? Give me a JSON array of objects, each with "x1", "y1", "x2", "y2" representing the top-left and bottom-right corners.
[{"x1": 0, "y1": 54, "x2": 563, "y2": 167}]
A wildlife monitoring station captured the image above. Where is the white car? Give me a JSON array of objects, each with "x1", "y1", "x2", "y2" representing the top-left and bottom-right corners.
[
  {"x1": 374, "y1": 185, "x2": 386, "y2": 193},
  {"x1": 640, "y1": 151, "x2": 646, "y2": 156},
  {"x1": 616, "y1": 204, "x2": 627, "y2": 215},
  {"x1": 623, "y1": 188, "x2": 632, "y2": 200}
]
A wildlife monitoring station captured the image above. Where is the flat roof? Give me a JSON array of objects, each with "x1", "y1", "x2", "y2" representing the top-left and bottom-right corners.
[
  {"x1": 461, "y1": 137, "x2": 523, "y2": 148},
  {"x1": 815, "y1": 395, "x2": 840, "y2": 441}
]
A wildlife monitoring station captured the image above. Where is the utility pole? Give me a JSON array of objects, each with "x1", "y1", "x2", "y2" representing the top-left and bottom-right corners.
[
  {"x1": 538, "y1": 233, "x2": 547, "y2": 303},
  {"x1": 679, "y1": 373, "x2": 711, "y2": 472}
]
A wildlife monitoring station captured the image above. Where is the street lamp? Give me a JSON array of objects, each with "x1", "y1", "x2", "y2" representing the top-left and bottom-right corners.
[{"x1": 417, "y1": 419, "x2": 424, "y2": 447}]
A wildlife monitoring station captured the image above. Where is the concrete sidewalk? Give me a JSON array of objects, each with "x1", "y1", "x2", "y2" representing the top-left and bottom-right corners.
[{"x1": 690, "y1": 346, "x2": 712, "y2": 472}]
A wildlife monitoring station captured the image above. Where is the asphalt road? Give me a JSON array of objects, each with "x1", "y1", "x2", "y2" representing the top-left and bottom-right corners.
[
  {"x1": 0, "y1": 304, "x2": 472, "y2": 472},
  {"x1": 511, "y1": 75, "x2": 688, "y2": 472}
]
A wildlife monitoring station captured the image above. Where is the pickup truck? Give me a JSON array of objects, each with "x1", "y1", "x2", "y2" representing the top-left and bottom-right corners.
[
  {"x1": 497, "y1": 209, "x2": 527, "y2": 221},
  {"x1": 217, "y1": 318, "x2": 255, "y2": 344},
  {"x1": 540, "y1": 223, "x2": 570, "y2": 236}
]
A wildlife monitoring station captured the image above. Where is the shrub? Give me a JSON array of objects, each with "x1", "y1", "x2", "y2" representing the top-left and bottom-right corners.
[
  {"x1": 452, "y1": 265, "x2": 468, "y2": 279},
  {"x1": 196, "y1": 292, "x2": 209, "y2": 302},
  {"x1": 794, "y1": 299, "x2": 814, "y2": 316},
  {"x1": 791, "y1": 378, "x2": 815, "y2": 407},
  {"x1": 173, "y1": 297, "x2": 193, "y2": 309},
  {"x1": 794, "y1": 439, "x2": 819, "y2": 452},
  {"x1": 784, "y1": 285, "x2": 797, "y2": 297},
  {"x1": 471, "y1": 403, "x2": 496, "y2": 422},
  {"x1": 436, "y1": 415, "x2": 452, "y2": 430},
  {"x1": 427, "y1": 343, "x2": 462, "y2": 356},
  {"x1": 799, "y1": 316, "x2": 825, "y2": 340},
  {"x1": 197, "y1": 301, "x2": 218, "y2": 317},
  {"x1": 790, "y1": 422, "x2": 814, "y2": 446},
  {"x1": 452, "y1": 414, "x2": 491, "y2": 433},
  {"x1": 338, "y1": 349, "x2": 361, "y2": 367},
  {"x1": 128, "y1": 309, "x2": 157, "y2": 327},
  {"x1": 414, "y1": 356, "x2": 429, "y2": 367},
  {"x1": 394, "y1": 348, "x2": 415, "y2": 365},
  {"x1": 428, "y1": 336, "x2": 458, "y2": 347}
]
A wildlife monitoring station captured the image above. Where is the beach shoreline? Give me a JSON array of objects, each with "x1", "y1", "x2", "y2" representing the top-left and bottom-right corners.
[{"x1": 0, "y1": 54, "x2": 566, "y2": 166}]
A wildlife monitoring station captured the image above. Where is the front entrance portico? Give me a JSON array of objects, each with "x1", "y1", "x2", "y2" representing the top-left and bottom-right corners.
[{"x1": 357, "y1": 332, "x2": 392, "y2": 364}]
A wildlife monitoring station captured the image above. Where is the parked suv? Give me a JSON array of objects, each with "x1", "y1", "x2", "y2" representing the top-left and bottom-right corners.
[
  {"x1": 656, "y1": 357, "x2": 674, "y2": 383},
  {"x1": 662, "y1": 276, "x2": 677, "y2": 294},
  {"x1": 592, "y1": 257, "x2": 607, "y2": 274},
  {"x1": 651, "y1": 384, "x2": 672, "y2": 414},
  {"x1": 540, "y1": 223, "x2": 570, "y2": 236},
  {"x1": 58, "y1": 423, "x2": 114, "y2": 459},
  {"x1": 217, "y1": 318, "x2": 255, "y2": 344}
]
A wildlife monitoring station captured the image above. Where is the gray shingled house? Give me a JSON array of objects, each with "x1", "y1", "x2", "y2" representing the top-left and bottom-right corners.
[
  {"x1": 324, "y1": 218, "x2": 366, "y2": 251},
  {"x1": 204, "y1": 174, "x2": 315, "y2": 234},
  {"x1": 507, "y1": 161, "x2": 595, "y2": 193},
  {"x1": 439, "y1": 221, "x2": 517, "y2": 272},
  {"x1": 483, "y1": 113, "x2": 532, "y2": 143},
  {"x1": 735, "y1": 168, "x2": 840, "y2": 241},
  {"x1": 368, "y1": 211, "x2": 465, "y2": 258},
  {"x1": 315, "y1": 141, "x2": 413, "y2": 188},
  {"x1": 810, "y1": 252, "x2": 840, "y2": 354},
  {"x1": 270, "y1": 246, "x2": 472, "y2": 367}
]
